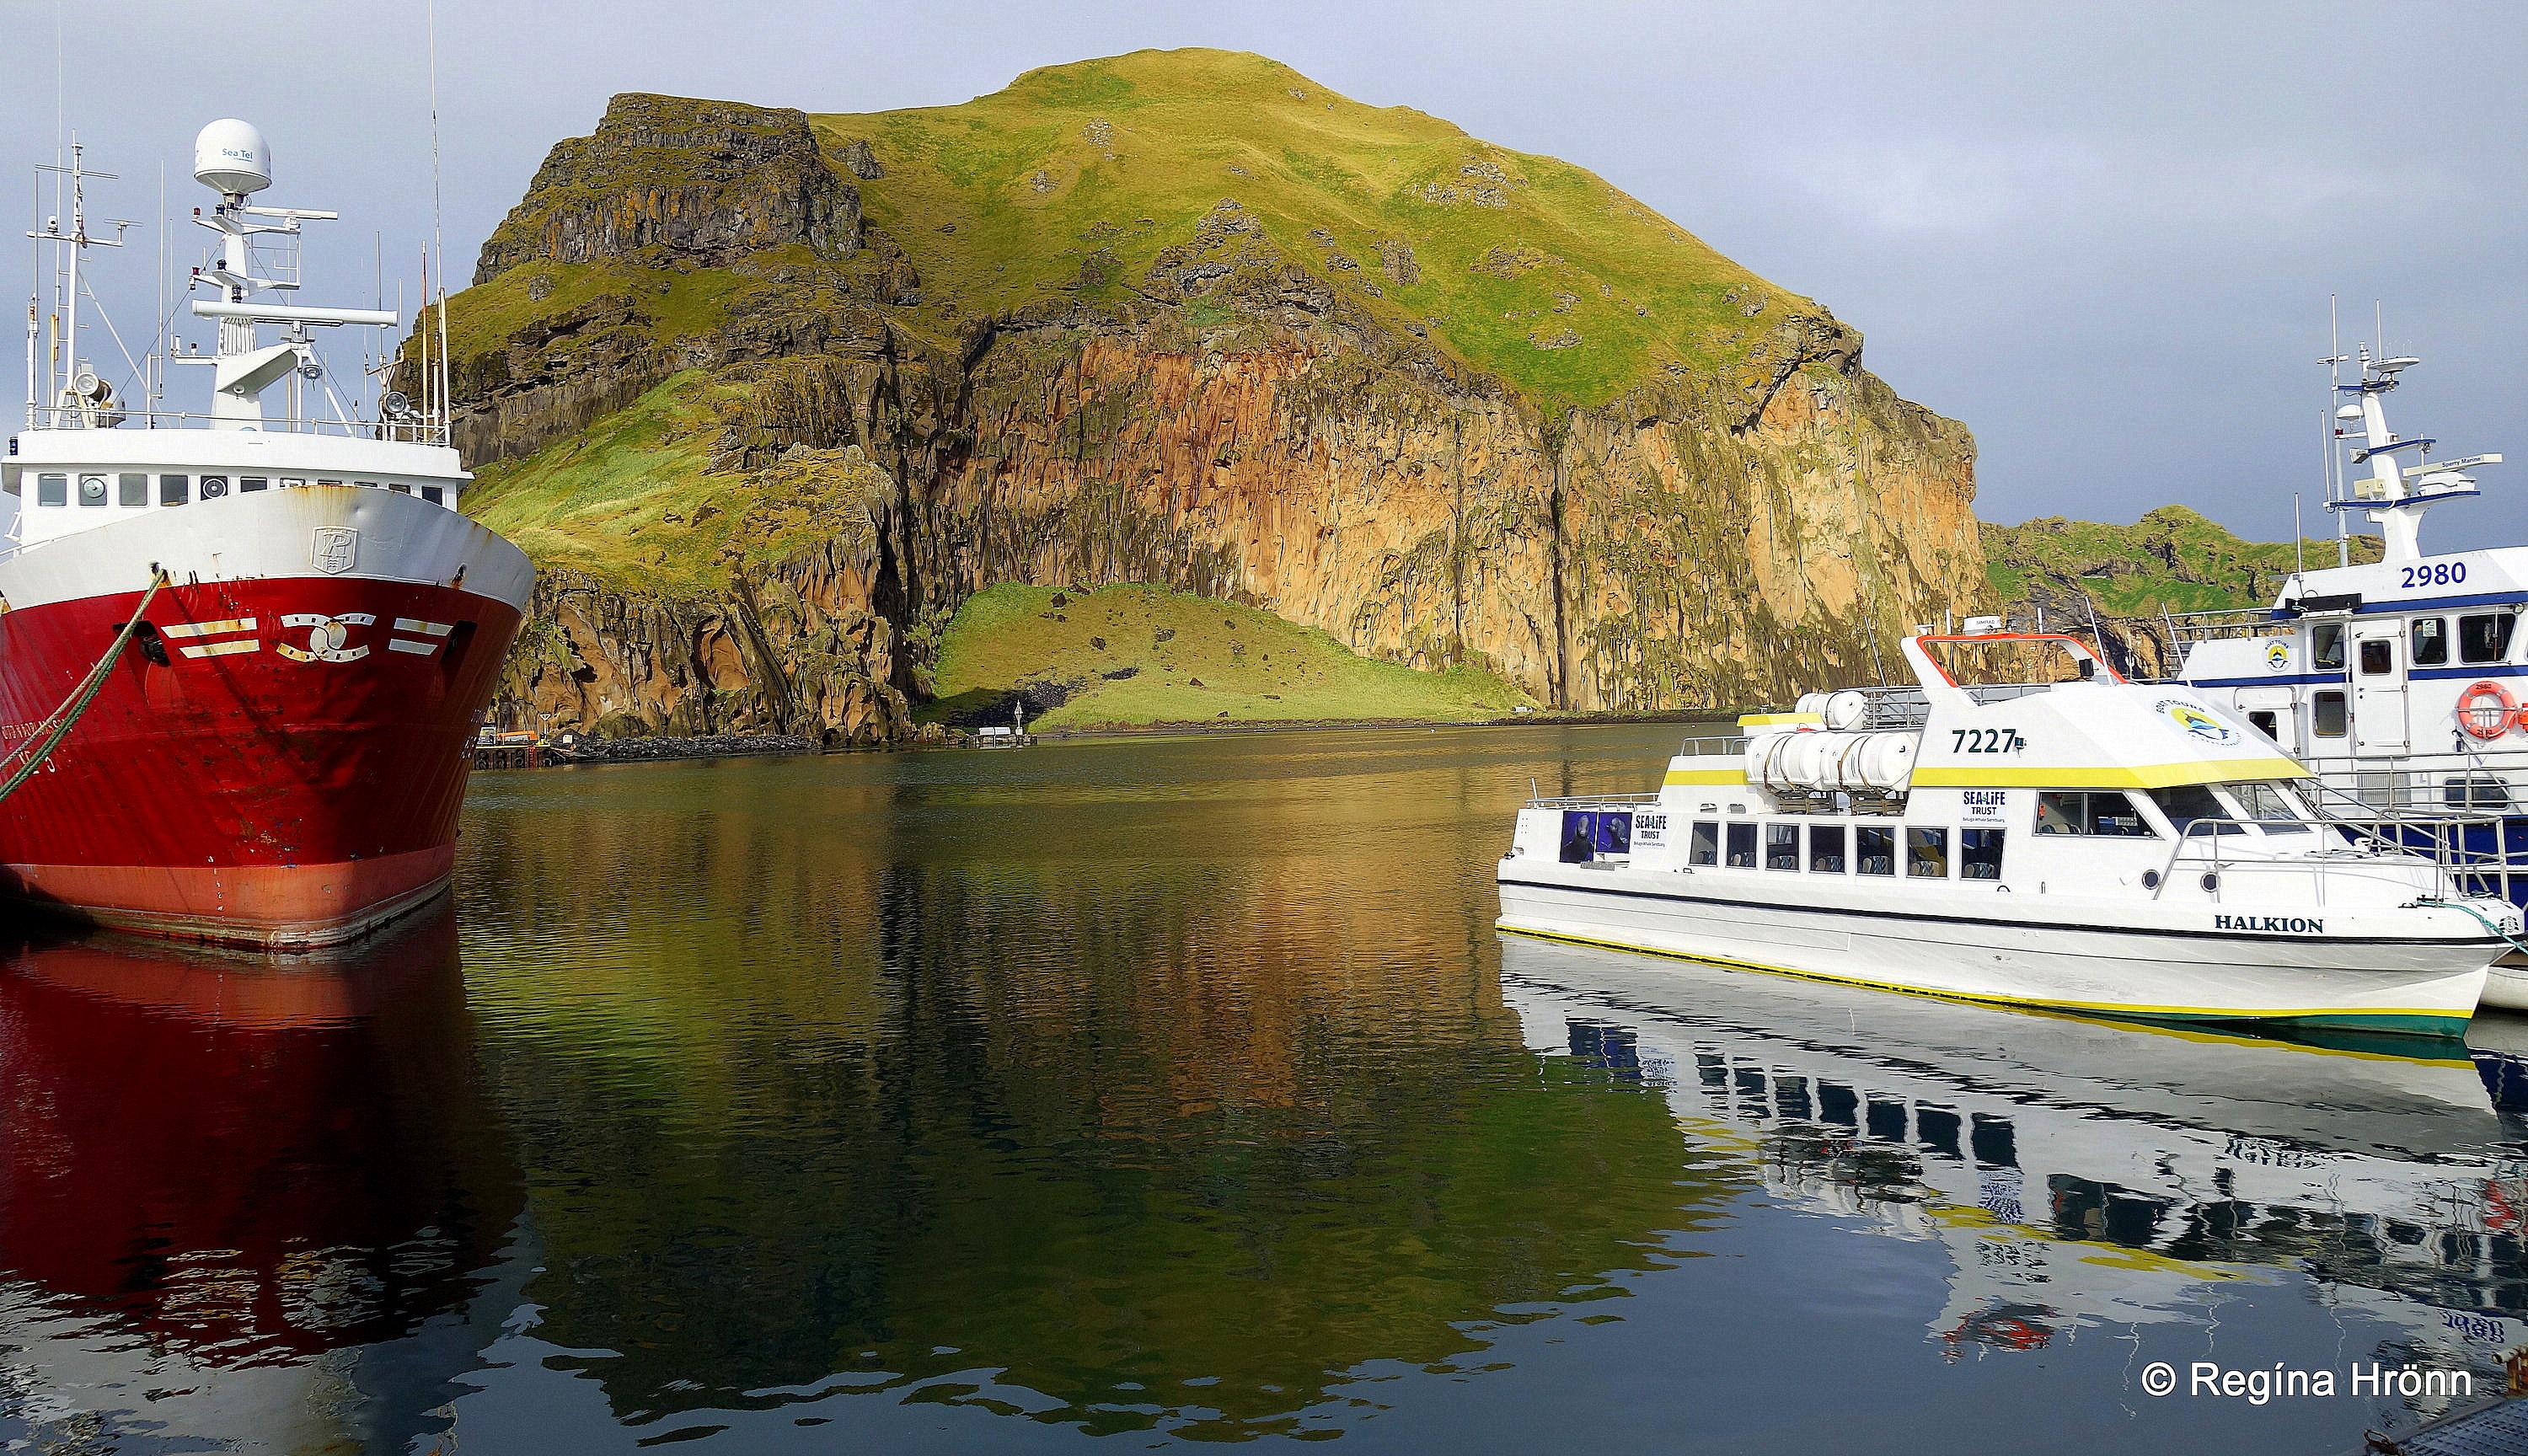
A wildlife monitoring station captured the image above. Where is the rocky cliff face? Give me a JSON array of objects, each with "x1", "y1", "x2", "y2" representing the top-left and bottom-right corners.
[{"x1": 419, "y1": 52, "x2": 1987, "y2": 739}]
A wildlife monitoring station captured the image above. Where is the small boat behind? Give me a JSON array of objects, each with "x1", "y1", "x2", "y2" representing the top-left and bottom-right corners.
[{"x1": 1497, "y1": 632, "x2": 2526, "y2": 1037}]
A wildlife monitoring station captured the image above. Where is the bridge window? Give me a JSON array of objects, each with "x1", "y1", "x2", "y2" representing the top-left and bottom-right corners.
[
  {"x1": 2312, "y1": 690, "x2": 2348, "y2": 737},
  {"x1": 199, "y1": 475, "x2": 228, "y2": 498},
  {"x1": 421, "y1": 485, "x2": 445, "y2": 505},
  {"x1": 239, "y1": 476, "x2": 268, "y2": 493},
  {"x1": 2311, "y1": 622, "x2": 2345, "y2": 669},
  {"x1": 2460, "y1": 613, "x2": 2517, "y2": 665},
  {"x1": 390, "y1": 482, "x2": 412, "y2": 494},
  {"x1": 117, "y1": 473, "x2": 147, "y2": 506},
  {"x1": 2413, "y1": 616, "x2": 2449, "y2": 666},
  {"x1": 1809, "y1": 824, "x2": 1847, "y2": 873},
  {"x1": 35, "y1": 474, "x2": 65, "y2": 506},
  {"x1": 2150, "y1": 784, "x2": 2243, "y2": 835},
  {"x1": 2035, "y1": 790, "x2": 2154, "y2": 836},
  {"x1": 1907, "y1": 827, "x2": 1950, "y2": 877},
  {"x1": 1856, "y1": 826, "x2": 1896, "y2": 875},
  {"x1": 1689, "y1": 821, "x2": 1718, "y2": 866},
  {"x1": 2359, "y1": 639, "x2": 2394, "y2": 675},
  {"x1": 2247, "y1": 709, "x2": 2279, "y2": 738},
  {"x1": 78, "y1": 474, "x2": 106, "y2": 506},
  {"x1": 158, "y1": 474, "x2": 187, "y2": 506}
]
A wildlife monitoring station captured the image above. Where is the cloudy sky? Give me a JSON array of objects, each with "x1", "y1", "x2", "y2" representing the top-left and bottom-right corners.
[{"x1": 5, "y1": 0, "x2": 2521, "y2": 544}]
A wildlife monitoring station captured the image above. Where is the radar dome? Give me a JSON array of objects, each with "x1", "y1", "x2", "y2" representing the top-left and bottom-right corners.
[{"x1": 192, "y1": 119, "x2": 271, "y2": 196}]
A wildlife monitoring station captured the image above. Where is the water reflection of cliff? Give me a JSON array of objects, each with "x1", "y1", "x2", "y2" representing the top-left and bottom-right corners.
[
  {"x1": 453, "y1": 737, "x2": 1711, "y2": 1439},
  {"x1": 1501, "y1": 938, "x2": 2528, "y2": 1414},
  {"x1": 0, "y1": 912, "x2": 522, "y2": 1453}
]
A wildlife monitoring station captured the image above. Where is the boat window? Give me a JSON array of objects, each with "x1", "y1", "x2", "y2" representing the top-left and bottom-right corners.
[
  {"x1": 1960, "y1": 828, "x2": 2005, "y2": 880},
  {"x1": 2221, "y1": 781, "x2": 2310, "y2": 834},
  {"x1": 1906, "y1": 827, "x2": 1949, "y2": 878},
  {"x1": 35, "y1": 474, "x2": 65, "y2": 506},
  {"x1": 2247, "y1": 709, "x2": 2279, "y2": 739},
  {"x1": 239, "y1": 476, "x2": 268, "y2": 493},
  {"x1": 2447, "y1": 776, "x2": 2511, "y2": 810},
  {"x1": 199, "y1": 475, "x2": 228, "y2": 498},
  {"x1": 2312, "y1": 690, "x2": 2347, "y2": 737},
  {"x1": 281, "y1": 477, "x2": 307, "y2": 489},
  {"x1": 1558, "y1": 810, "x2": 1631, "y2": 863},
  {"x1": 2034, "y1": 790, "x2": 2154, "y2": 836},
  {"x1": 2460, "y1": 613, "x2": 2517, "y2": 664},
  {"x1": 1765, "y1": 824, "x2": 1799, "y2": 870},
  {"x1": 1690, "y1": 821, "x2": 1719, "y2": 866},
  {"x1": 78, "y1": 474, "x2": 107, "y2": 506},
  {"x1": 421, "y1": 485, "x2": 446, "y2": 505},
  {"x1": 391, "y1": 482, "x2": 413, "y2": 494},
  {"x1": 2413, "y1": 617, "x2": 2449, "y2": 666},
  {"x1": 2150, "y1": 784, "x2": 2242, "y2": 837},
  {"x1": 357, "y1": 480, "x2": 378, "y2": 490},
  {"x1": 2359, "y1": 638, "x2": 2393, "y2": 675},
  {"x1": 1809, "y1": 824, "x2": 1847, "y2": 873},
  {"x1": 2311, "y1": 622, "x2": 2345, "y2": 669},
  {"x1": 158, "y1": 474, "x2": 187, "y2": 506},
  {"x1": 1856, "y1": 826, "x2": 1896, "y2": 876},
  {"x1": 117, "y1": 472, "x2": 147, "y2": 506},
  {"x1": 1725, "y1": 822, "x2": 1757, "y2": 868}
]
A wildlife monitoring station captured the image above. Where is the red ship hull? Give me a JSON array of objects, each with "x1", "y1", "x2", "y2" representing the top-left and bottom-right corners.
[{"x1": 0, "y1": 575, "x2": 521, "y2": 947}]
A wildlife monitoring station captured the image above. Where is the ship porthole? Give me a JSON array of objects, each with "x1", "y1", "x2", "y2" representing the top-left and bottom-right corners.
[
  {"x1": 2140, "y1": 870, "x2": 2160, "y2": 890},
  {"x1": 2199, "y1": 872, "x2": 2220, "y2": 893}
]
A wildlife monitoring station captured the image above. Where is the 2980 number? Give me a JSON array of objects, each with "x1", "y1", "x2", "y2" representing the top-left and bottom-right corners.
[{"x1": 2402, "y1": 561, "x2": 2467, "y2": 589}]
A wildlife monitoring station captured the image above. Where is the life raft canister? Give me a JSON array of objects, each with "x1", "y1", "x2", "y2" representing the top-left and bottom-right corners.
[{"x1": 2459, "y1": 680, "x2": 2517, "y2": 739}]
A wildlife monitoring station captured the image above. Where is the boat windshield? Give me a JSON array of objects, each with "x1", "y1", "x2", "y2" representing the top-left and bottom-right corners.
[
  {"x1": 2221, "y1": 780, "x2": 2311, "y2": 835},
  {"x1": 2148, "y1": 784, "x2": 2241, "y2": 837}
]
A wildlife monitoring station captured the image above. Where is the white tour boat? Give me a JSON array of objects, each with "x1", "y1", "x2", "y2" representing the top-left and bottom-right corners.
[{"x1": 1496, "y1": 631, "x2": 2524, "y2": 1038}]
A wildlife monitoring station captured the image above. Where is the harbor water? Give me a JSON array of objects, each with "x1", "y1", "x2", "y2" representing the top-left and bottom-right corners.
[{"x1": 4, "y1": 725, "x2": 2526, "y2": 1453}]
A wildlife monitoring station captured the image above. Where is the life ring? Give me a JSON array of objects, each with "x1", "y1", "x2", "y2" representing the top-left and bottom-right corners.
[{"x1": 2459, "y1": 680, "x2": 2516, "y2": 739}]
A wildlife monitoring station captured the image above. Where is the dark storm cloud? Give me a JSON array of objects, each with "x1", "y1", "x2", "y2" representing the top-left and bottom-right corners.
[{"x1": 5, "y1": 0, "x2": 2520, "y2": 542}]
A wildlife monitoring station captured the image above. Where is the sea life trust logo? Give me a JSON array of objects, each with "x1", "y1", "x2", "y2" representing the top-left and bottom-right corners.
[
  {"x1": 2138, "y1": 1361, "x2": 2474, "y2": 1404},
  {"x1": 2265, "y1": 640, "x2": 2290, "y2": 672},
  {"x1": 2154, "y1": 698, "x2": 2239, "y2": 747}
]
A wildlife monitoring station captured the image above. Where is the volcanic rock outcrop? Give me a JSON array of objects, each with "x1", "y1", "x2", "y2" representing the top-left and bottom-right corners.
[{"x1": 415, "y1": 51, "x2": 1988, "y2": 741}]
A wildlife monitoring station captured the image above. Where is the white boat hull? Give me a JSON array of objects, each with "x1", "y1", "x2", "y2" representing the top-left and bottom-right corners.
[{"x1": 1496, "y1": 862, "x2": 2495, "y2": 1037}]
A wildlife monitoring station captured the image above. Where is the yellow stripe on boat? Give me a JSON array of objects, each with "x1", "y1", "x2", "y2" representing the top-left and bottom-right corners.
[
  {"x1": 1909, "y1": 756, "x2": 2311, "y2": 790},
  {"x1": 1737, "y1": 711, "x2": 1822, "y2": 727},
  {"x1": 1663, "y1": 767, "x2": 1746, "y2": 785}
]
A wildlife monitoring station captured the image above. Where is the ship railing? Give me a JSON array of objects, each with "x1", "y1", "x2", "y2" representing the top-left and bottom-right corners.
[
  {"x1": 1678, "y1": 733, "x2": 1749, "y2": 756},
  {"x1": 21, "y1": 404, "x2": 448, "y2": 445},
  {"x1": 1829, "y1": 682, "x2": 2059, "y2": 731},
  {"x1": 1524, "y1": 792, "x2": 1664, "y2": 810},
  {"x1": 2162, "y1": 606, "x2": 2286, "y2": 645},
  {"x1": 2150, "y1": 806, "x2": 2524, "y2": 907}
]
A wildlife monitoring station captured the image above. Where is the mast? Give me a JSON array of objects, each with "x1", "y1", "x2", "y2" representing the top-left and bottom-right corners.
[
  {"x1": 22, "y1": 142, "x2": 128, "y2": 429},
  {"x1": 2324, "y1": 347, "x2": 2503, "y2": 564},
  {"x1": 181, "y1": 120, "x2": 395, "y2": 431}
]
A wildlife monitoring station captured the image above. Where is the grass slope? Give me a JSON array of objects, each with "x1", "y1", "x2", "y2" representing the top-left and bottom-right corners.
[
  {"x1": 1984, "y1": 506, "x2": 2382, "y2": 616},
  {"x1": 924, "y1": 584, "x2": 1534, "y2": 730},
  {"x1": 814, "y1": 48, "x2": 1797, "y2": 408}
]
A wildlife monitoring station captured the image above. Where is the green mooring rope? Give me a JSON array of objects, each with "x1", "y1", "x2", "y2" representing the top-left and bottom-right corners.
[
  {"x1": 2417, "y1": 896, "x2": 2528, "y2": 961},
  {"x1": 0, "y1": 570, "x2": 169, "y2": 807}
]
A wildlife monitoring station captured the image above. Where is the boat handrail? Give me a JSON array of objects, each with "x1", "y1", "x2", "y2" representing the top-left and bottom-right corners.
[
  {"x1": 1678, "y1": 734, "x2": 1749, "y2": 756},
  {"x1": 2150, "y1": 808, "x2": 2523, "y2": 907},
  {"x1": 2161, "y1": 606, "x2": 2287, "y2": 645},
  {"x1": 1525, "y1": 792, "x2": 1663, "y2": 810},
  {"x1": 18, "y1": 406, "x2": 447, "y2": 445},
  {"x1": 1824, "y1": 682, "x2": 2056, "y2": 730}
]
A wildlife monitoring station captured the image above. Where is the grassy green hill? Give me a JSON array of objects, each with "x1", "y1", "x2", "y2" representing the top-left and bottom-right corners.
[
  {"x1": 813, "y1": 48, "x2": 1799, "y2": 407},
  {"x1": 921, "y1": 584, "x2": 1534, "y2": 730},
  {"x1": 1984, "y1": 506, "x2": 2381, "y2": 617}
]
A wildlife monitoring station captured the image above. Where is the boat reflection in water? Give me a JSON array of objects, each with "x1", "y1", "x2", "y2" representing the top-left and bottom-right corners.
[
  {"x1": 1501, "y1": 936, "x2": 2528, "y2": 1412},
  {"x1": 0, "y1": 910, "x2": 522, "y2": 1453}
]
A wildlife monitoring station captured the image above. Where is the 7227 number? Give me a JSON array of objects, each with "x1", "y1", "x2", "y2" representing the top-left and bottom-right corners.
[{"x1": 1952, "y1": 728, "x2": 2026, "y2": 754}]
